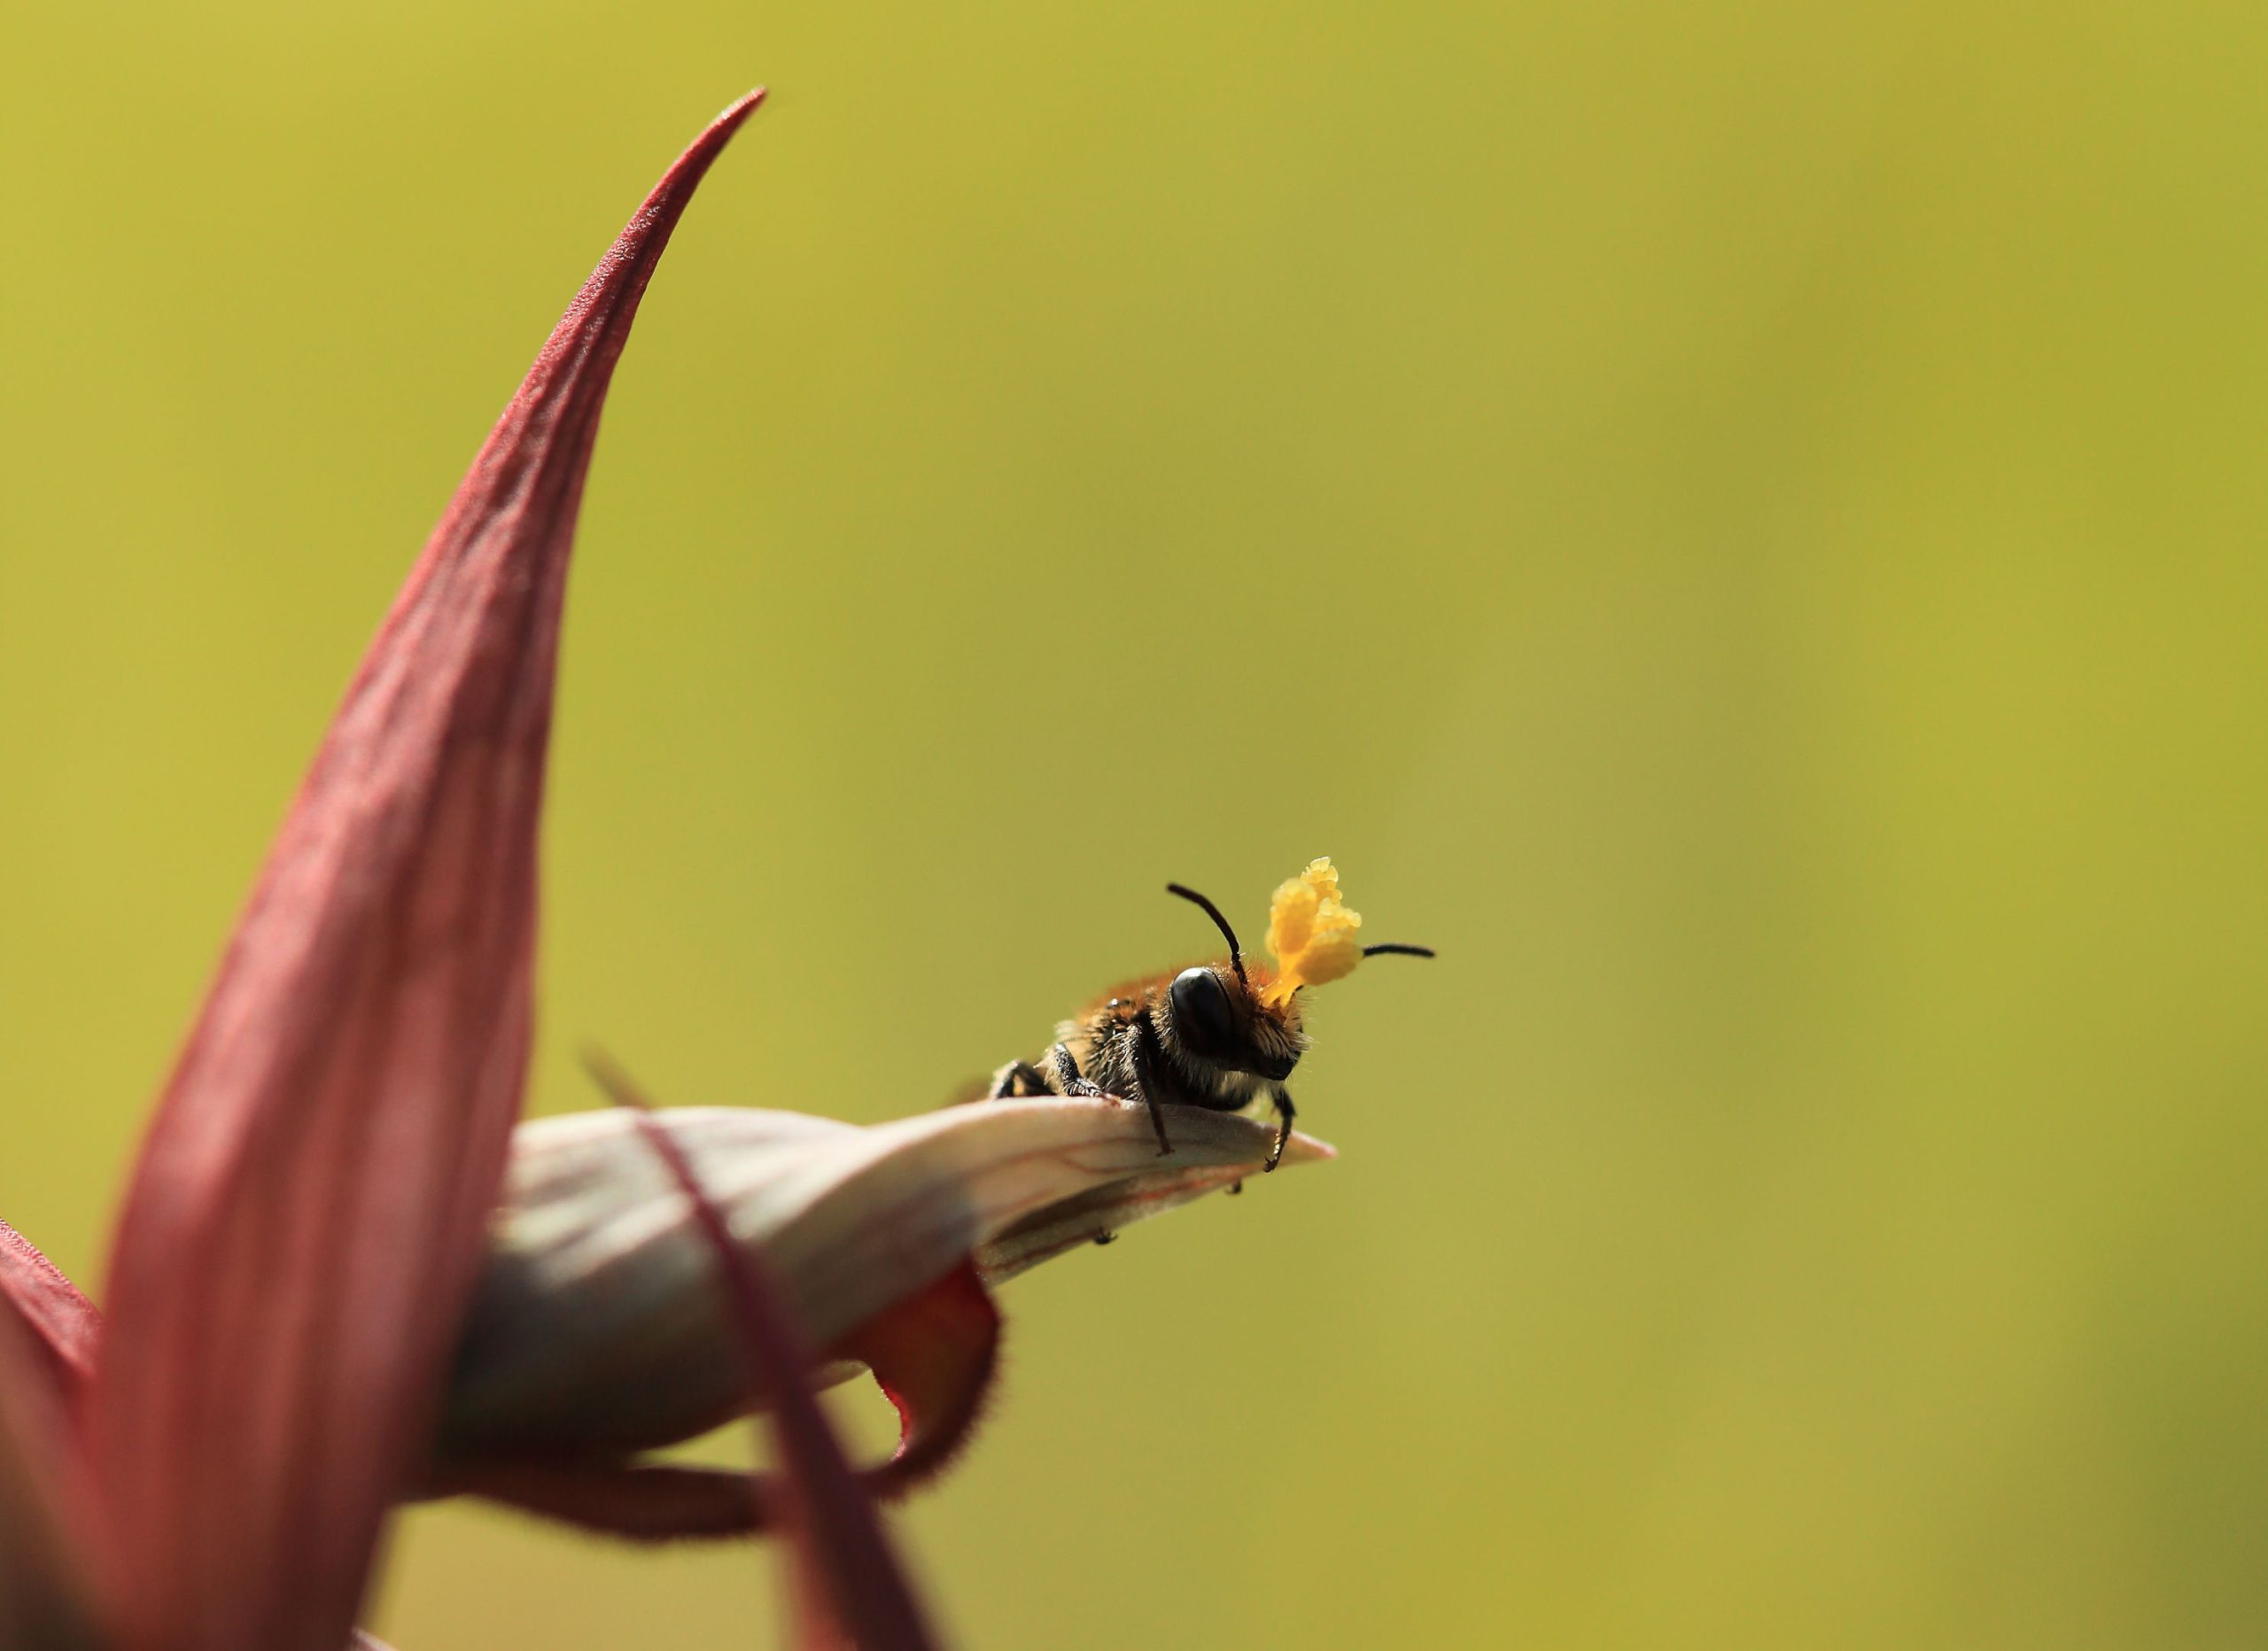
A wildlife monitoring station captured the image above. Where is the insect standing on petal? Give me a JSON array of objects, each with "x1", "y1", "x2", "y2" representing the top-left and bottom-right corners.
[{"x1": 989, "y1": 858, "x2": 1433, "y2": 1172}]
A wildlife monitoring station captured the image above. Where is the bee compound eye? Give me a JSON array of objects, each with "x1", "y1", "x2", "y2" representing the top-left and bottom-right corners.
[{"x1": 1169, "y1": 967, "x2": 1236, "y2": 1054}]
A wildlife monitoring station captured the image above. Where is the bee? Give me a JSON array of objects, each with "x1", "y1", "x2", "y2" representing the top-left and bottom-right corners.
[{"x1": 988, "y1": 877, "x2": 1433, "y2": 1173}]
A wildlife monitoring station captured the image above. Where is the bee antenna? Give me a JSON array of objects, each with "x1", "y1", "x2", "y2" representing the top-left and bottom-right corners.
[
  {"x1": 1165, "y1": 882, "x2": 1247, "y2": 986},
  {"x1": 1363, "y1": 943, "x2": 1436, "y2": 958}
]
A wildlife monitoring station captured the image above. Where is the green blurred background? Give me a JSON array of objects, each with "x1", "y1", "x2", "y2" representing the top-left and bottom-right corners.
[{"x1": 4, "y1": 3, "x2": 2265, "y2": 1647}]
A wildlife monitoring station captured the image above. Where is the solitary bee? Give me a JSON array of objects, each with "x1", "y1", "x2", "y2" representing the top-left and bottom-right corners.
[{"x1": 989, "y1": 859, "x2": 1433, "y2": 1172}]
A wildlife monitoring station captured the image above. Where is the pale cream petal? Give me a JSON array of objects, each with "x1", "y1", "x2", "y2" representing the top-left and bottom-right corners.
[{"x1": 440, "y1": 1100, "x2": 1330, "y2": 1461}]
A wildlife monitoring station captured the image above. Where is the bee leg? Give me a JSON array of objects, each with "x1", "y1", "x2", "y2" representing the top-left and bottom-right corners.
[
  {"x1": 1045, "y1": 1043, "x2": 1110, "y2": 1100},
  {"x1": 1122, "y1": 1019, "x2": 1177, "y2": 1158},
  {"x1": 1265, "y1": 1087, "x2": 1296, "y2": 1174},
  {"x1": 988, "y1": 1060, "x2": 1050, "y2": 1100}
]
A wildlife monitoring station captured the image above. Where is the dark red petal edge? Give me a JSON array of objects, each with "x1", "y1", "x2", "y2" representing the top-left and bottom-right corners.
[
  {"x1": 0, "y1": 1221, "x2": 99, "y2": 1407},
  {"x1": 86, "y1": 90, "x2": 765, "y2": 1651},
  {"x1": 617, "y1": 1099, "x2": 942, "y2": 1650}
]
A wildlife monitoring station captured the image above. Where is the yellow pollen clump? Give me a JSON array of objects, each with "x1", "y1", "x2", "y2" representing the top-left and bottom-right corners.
[{"x1": 1262, "y1": 857, "x2": 1363, "y2": 1006}]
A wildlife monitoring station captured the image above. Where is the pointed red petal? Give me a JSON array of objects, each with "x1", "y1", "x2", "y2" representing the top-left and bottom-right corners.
[
  {"x1": 0, "y1": 1221, "x2": 98, "y2": 1405},
  {"x1": 87, "y1": 91, "x2": 765, "y2": 1651}
]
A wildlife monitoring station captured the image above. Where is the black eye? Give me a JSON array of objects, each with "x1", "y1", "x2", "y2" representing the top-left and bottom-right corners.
[{"x1": 1169, "y1": 967, "x2": 1236, "y2": 1056}]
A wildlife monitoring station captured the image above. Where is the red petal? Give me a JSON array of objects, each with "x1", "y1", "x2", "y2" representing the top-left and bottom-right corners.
[
  {"x1": 86, "y1": 90, "x2": 765, "y2": 1651},
  {"x1": 0, "y1": 1221, "x2": 99, "y2": 1406},
  {"x1": 436, "y1": 1461, "x2": 774, "y2": 1542},
  {"x1": 0, "y1": 1313, "x2": 101, "y2": 1648},
  {"x1": 835, "y1": 1261, "x2": 999, "y2": 1499}
]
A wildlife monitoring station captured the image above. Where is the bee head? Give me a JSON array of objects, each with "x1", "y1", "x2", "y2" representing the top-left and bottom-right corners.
[
  {"x1": 1164, "y1": 864, "x2": 1432, "y2": 1081},
  {"x1": 1168, "y1": 962, "x2": 1304, "y2": 1081}
]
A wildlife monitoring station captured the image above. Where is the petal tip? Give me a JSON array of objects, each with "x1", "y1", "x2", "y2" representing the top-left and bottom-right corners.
[{"x1": 718, "y1": 86, "x2": 770, "y2": 130}]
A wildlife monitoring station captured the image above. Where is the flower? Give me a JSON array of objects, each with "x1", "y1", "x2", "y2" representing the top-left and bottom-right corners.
[
  {"x1": 430, "y1": 1093, "x2": 1328, "y2": 1539},
  {"x1": 0, "y1": 89, "x2": 1332, "y2": 1651},
  {"x1": 1262, "y1": 857, "x2": 1366, "y2": 1004}
]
